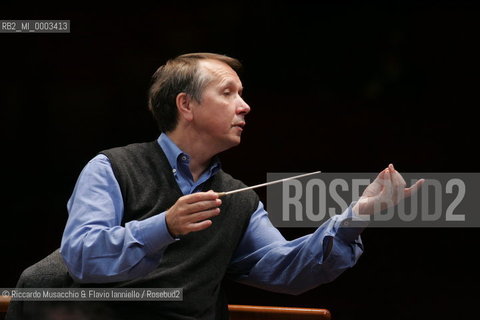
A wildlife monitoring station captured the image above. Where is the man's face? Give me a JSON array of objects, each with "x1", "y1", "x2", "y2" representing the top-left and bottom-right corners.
[{"x1": 190, "y1": 59, "x2": 251, "y2": 151}]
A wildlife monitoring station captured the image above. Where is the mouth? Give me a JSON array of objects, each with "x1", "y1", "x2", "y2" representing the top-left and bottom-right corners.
[{"x1": 231, "y1": 121, "x2": 246, "y2": 130}]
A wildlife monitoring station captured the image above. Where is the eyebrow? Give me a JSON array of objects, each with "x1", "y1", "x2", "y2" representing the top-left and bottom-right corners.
[{"x1": 220, "y1": 80, "x2": 243, "y2": 91}]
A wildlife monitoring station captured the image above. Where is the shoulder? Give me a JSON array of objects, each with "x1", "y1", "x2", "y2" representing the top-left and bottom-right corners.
[
  {"x1": 98, "y1": 141, "x2": 165, "y2": 168},
  {"x1": 100, "y1": 141, "x2": 158, "y2": 158}
]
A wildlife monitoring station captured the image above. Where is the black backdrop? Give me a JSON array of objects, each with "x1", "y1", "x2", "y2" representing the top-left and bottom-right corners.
[{"x1": 1, "y1": 2, "x2": 479, "y2": 319}]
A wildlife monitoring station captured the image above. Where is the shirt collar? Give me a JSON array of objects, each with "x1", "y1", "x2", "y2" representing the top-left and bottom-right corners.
[{"x1": 157, "y1": 133, "x2": 221, "y2": 174}]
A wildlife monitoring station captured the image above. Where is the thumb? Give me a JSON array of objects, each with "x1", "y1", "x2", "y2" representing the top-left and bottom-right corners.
[{"x1": 404, "y1": 178, "x2": 425, "y2": 198}]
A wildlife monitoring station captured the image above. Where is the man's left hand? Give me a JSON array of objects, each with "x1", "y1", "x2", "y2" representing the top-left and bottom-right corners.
[{"x1": 353, "y1": 164, "x2": 424, "y2": 216}]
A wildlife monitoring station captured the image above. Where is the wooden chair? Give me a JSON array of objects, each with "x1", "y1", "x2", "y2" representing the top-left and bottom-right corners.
[
  {"x1": 228, "y1": 304, "x2": 331, "y2": 320},
  {"x1": 0, "y1": 296, "x2": 12, "y2": 319},
  {"x1": 3, "y1": 251, "x2": 332, "y2": 319}
]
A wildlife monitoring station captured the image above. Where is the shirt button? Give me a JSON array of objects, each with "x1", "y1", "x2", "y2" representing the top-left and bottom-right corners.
[
  {"x1": 181, "y1": 156, "x2": 187, "y2": 161},
  {"x1": 172, "y1": 168, "x2": 177, "y2": 174}
]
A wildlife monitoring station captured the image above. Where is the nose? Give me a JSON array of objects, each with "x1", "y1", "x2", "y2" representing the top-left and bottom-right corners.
[{"x1": 237, "y1": 96, "x2": 251, "y2": 115}]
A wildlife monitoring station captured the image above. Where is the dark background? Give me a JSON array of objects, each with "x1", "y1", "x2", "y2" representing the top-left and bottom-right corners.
[{"x1": 1, "y1": 2, "x2": 479, "y2": 319}]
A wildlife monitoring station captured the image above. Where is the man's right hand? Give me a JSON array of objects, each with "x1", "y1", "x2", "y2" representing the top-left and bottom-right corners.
[{"x1": 165, "y1": 190, "x2": 221, "y2": 237}]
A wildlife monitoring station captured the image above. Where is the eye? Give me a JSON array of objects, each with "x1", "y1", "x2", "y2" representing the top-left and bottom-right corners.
[{"x1": 223, "y1": 90, "x2": 231, "y2": 96}]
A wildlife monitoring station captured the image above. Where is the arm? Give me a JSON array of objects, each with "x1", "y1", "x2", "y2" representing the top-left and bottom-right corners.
[
  {"x1": 228, "y1": 164, "x2": 423, "y2": 295},
  {"x1": 61, "y1": 155, "x2": 222, "y2": 283},
  {"x1": 60, "y1": 155, "x2": 177, "y2": 283},
  {"x1": 228, "y1": 201, "x2": 367, "y2": 295}
]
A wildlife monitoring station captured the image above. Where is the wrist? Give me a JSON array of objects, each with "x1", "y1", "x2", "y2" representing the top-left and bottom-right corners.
[
  {"x1": 165, "y1": 210, "x2": 178, "y2": 238},
  {"x1": 352, "y1": 200, "x2": 371, "y2": 218}
]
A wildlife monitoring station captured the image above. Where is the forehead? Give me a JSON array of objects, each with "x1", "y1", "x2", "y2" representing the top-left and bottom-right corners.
[{"x1": 198, "y1": 59, "x2": 242, "y2": 87}]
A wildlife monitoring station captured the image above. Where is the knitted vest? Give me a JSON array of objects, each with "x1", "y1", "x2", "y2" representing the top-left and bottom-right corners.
[{"x1": 99, "y1": 141, "x2": 258, "y2": 320}]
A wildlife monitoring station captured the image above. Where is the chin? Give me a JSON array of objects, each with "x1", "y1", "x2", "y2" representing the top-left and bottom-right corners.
[
  {"x1": 229, "y1": 139, "x2": 241, "y2": 148},
  {"x1": 222, "y1": 136, "x2": 241, "y2": 151},
  {"x1": 232, "y1": 135, "x2": 242, "y2": 145}
]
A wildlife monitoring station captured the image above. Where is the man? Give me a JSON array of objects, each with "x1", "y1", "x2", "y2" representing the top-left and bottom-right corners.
[{"x1": 59, "y1": 53, "x2": 423, "y2": 319}]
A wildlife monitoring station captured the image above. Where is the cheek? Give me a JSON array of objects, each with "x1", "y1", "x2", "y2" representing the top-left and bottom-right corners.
[
  {"x1": 199, "y1": 96, "x2": 236, "y2": 129},
  {"x1": 212, "y1": 103, "x2": 235, "y2": 123}
]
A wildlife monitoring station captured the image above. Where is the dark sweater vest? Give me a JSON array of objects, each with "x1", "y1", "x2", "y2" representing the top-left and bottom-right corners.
[{"x1": 98, "y1": 141, "x2": 259, "y2": 320}]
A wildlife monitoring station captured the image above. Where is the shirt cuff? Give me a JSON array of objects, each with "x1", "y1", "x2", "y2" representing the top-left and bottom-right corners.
[
  {"x1": 135, "y1": 211, "x2": 179, "y2": 254},
  {"x1": 335, "y1": 202, "x2": 370, "y2": 243}
]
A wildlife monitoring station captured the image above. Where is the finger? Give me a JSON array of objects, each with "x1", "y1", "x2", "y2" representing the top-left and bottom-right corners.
[
  {"x1": 389, "y1": 165, "x2": 407, "y2": 202},
  {"x1": 371, "y1": 167, "x2": 388, "y2": 186},
  {"x1": 365, "y1": 168, "x2": 389, "y2": 195},
  {"x1": 374, "y1": 168, "x2": 389, "y2": 182},
  {"x1": 183, "y1": 191, "x2": 219, "y2": 204},
  {"x1": 404, "y1": 178, "x2": 425, "y2": 198},
  {"x1": 184, "y1": 199, "x2": 222, "y2": 215},
  {"x1": 389, "y1": 164, "x2": 407, "y2": 187},
  {"x1": 185, "y1": 208, "x2": 221, "y2": 223},
  {"x1": 388, "y1": 167, "x2": 404, "y2": 201},
  {"x1": 187, "y1": 219, "x2": 213, "y2": 233},
  {"x1": 381, "y1": 167, "x2": 392, "y2": 183},
  {"x1": 379, "y1": 169, "x2": 393, "y2": 198}
]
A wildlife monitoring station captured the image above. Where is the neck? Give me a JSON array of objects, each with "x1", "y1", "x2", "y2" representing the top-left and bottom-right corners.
[{"x1": 166, "y1": 128, "x2": 219, "y2": 182}]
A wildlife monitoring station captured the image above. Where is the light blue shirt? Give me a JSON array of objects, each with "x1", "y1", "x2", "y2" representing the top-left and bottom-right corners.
[{"x1": 60, "y1": 133, "x2": 366, "y2": 294}]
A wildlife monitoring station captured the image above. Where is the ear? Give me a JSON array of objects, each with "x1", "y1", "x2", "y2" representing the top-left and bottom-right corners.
[{"x1": 176, "y1": 92, "x2": 194, "y2": 122}]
